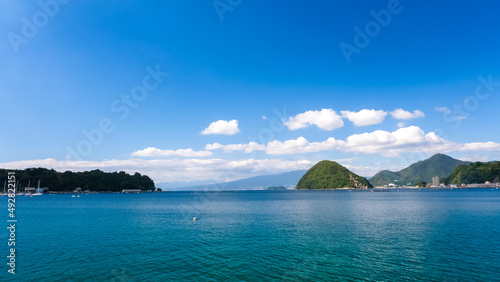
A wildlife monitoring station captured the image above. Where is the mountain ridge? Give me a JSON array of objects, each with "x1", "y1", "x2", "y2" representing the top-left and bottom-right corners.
[
  {"x1": 369, "y1": 153, "x2": 470, "y2": 186},
  {"x1": 161, "y1": 170, "x2": 307, "y2": 191}
]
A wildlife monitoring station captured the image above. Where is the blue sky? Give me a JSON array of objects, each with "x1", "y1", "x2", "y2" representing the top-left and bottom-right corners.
[{"x1": 1, "y1": 0, "x2": 500, "y2": 183}]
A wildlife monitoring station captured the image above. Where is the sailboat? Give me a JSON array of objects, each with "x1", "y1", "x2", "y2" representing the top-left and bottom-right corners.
[
  {"x1": 16, "y1": 181, "x2": 24, "y2": 196},
  {"x1": 1, "y1": 180, "x2": 6, "y2": 196},
  {"x1": 25, "y1": 180, "x2": 33, "y2": 196},
  {"x1": 33, "y1": 179, "x2": 44, "y2": 196}
]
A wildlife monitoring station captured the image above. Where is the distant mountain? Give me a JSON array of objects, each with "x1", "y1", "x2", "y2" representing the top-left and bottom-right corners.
[
  {"x1": 443, "y1": 161, "x2": 500, "y2": 184},
  {"x1": 156, "y1": 180, "x2": 214, "y2": 189},
  {"x1": 296, "y1": 160, "x2": 372, "y2": 189},
  {"x1": 369, "y1": 153, "x2": 469, "y2": 186},
  {"x1": 167, "y1": 170, "x2": 307, "y2": 191}
]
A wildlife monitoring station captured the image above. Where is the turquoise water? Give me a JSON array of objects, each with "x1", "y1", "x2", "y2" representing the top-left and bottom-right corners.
[{"x1": 2, "y1": 189, "x2": 500, "y2": 281}]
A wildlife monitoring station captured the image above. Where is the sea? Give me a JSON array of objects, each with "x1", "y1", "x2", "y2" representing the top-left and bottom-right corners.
[{"x1": 2, "y1": 189, "x2": 500, "y2": 281}]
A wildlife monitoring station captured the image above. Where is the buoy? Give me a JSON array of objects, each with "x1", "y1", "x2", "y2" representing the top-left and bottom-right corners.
[{"x1": 193, "y1": 217, "x2": 197, "y2": 221}]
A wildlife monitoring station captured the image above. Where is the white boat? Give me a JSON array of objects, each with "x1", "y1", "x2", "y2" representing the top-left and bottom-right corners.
[
  {"x1": 1, "y1": 180, "x2": 7, "y2": 196},
  {"x1": 16, "y1": 181, "x2": 24, "y2": 196},
  {"x1": 25, "y1": 180, "x2": 34, "y2": 196},
  {"x1": 32, "y1": 179, "x2": 44, "y2": 196}
]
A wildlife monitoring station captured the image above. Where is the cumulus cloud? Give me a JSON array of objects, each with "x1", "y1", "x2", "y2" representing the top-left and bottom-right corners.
[
  {"x1": 0, "y1": 158, "x2": 317, "y2": 183},
  {"x1": 341, "y1": 109, "x2": 388, "y2": 127},
  {"x1": 390, "y1": 109, "x2": 425, "y2": 120},
  {"x1": 262, "y1": 126, "x2": 500, "y2": 157},
  {"x1": 205, "y1": 142, "x2": 266, "y2": 153},
  {"x1": 131, "y1": 147, "x2": 213, "y2": 157},
  {"x1": 284, "y1": 109, "x2": 344, "y2": 131},
  {"x1": 201, "y1": 119, "x2": 241, "y2": 135},
  {"x1": 266, "y1": 136, "x2": 342, "y2": 155},
  {"x1": 342, "y1": 126, "x2": 449, "y2": 157},
  {"x1": 397, "y1": 122, "x2": 406, "y2": 128},
  {"x1": 459, "y1": 155, "x2": 490, "y2": 162},
  {"x1": 459, "y1": 142, "x2": 500, "y2": 152}
]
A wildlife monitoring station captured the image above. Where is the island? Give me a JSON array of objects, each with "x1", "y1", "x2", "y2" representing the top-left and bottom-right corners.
[
  {"x1": 296, "y1": 160, "x2": 372, "y2": 189},
  {"x1": 0, "y1": 168, "x2": 156, "y2": 193}
]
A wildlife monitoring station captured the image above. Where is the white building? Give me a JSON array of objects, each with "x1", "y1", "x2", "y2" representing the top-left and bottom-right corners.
[{"x1": 432, "y1": 175, "x2": 440, "y2": 187}]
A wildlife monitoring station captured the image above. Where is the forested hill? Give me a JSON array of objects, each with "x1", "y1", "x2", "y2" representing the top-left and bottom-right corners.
[
  {"x1": 296, "y1": 160, "x2": 372, "y2": 189},
  {"x1": 369, "y1": 154, "x2": 468, "y2": 186},
  {"x1": 0, "y1": 168, "x2": 155, "y2": 192},
  {"x1": 443, "y1": 161, "x2": 500, "y2": 184}
]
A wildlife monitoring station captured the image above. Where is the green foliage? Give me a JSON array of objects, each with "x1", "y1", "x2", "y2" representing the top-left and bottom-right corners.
[
  {"x1": 156, "y1": 188, "x2": 163, "y2": 192},
  {"x1": 414, "y1": 181, "x2": 427, "y2": 188},
  {"x1": 369, "y1": 154, "x2": 468, "y2": 186},
  {"x1": 368, "y1": 170, "x2": 399, "y2": 186},
  {"x1": 0, "y1": 168, "x2": 155, "y2": 192},
  {"x1": 443, "y1": 161, "x2": 500, "y2": 184},
  {"x1": 296, "y1": 160, "x2": 372, "y2": 189}
]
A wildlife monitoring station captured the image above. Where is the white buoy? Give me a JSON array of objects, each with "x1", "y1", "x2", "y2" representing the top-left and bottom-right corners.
[{"x1": 193, "y1": 217, "x2": 197, "y2": 221}]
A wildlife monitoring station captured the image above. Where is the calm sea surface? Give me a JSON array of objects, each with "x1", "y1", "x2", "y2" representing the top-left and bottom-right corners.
[{"x1": 2, "y1": 189, "x2": 500, "y2": 281}]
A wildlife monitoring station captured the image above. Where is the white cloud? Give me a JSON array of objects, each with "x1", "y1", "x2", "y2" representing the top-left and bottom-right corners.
[
  {"x1": 204, "y1": 143, "x2": 224, "y2": 150},
  {"x1": 6, "y1": 132, "x2": 499, "y2": 185},
  {"x1": 262, "y1": 115, "x2": 267, "y2": 120},
  {"x1": 262, "y1": 126, "x2": 500, "y2": 157},
  {"x1": 2, "y1": 157, "x2": 382, "y2": 183},
  {"x1": 435, "y1": 106, "x2": 451, "y2": 113},
  {"x1": 397, "y1": 122, "x2": 406, "y2": 128},
  {"x1": 284, "y1": 109, "x2": 344, "y2": 131},
  {"x1": 343, "y1": 126, "x2": 450, "y2": 157},
  {"x1": 131, "y1": 147, "x2": 213, "y2": 157},
  {"x1": 341, "y1": 109, "x2": 388, "y2": 127},
  {"x1": 459, "y1": 155, "x2": 490, "y2": 162},
  {"x1": 205, "y1": 142, "x2": 266, "y2": 153},
  {"x1": 459, "y1": 142, "x2": 500, "y2": 152},
  {"x1": 266, "y1": 136, "x2": 343, "y2": 155},
  {"x1": 390, "y1": 109, "x2": 425, "y2": 120},
  {"x1": 0, "y1": 158, "x2": 317, "y2": 183},
  {"x1": 201, "y1": 119, "x2": 241, "y2": 135}
]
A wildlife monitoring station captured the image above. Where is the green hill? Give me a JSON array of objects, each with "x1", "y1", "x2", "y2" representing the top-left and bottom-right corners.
[
  {"x1": 0, "y1": 168, "x2": 155, "y2": 192},
  {"x1": 369, "y1": 154, "x2": 468, "y2": 186},
  {"x1": 443, "y1": 161, "x2": 500, "y2": 184},
  {"x1": 296, "y1": 160, "x2": 372, "y2": 189}
]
